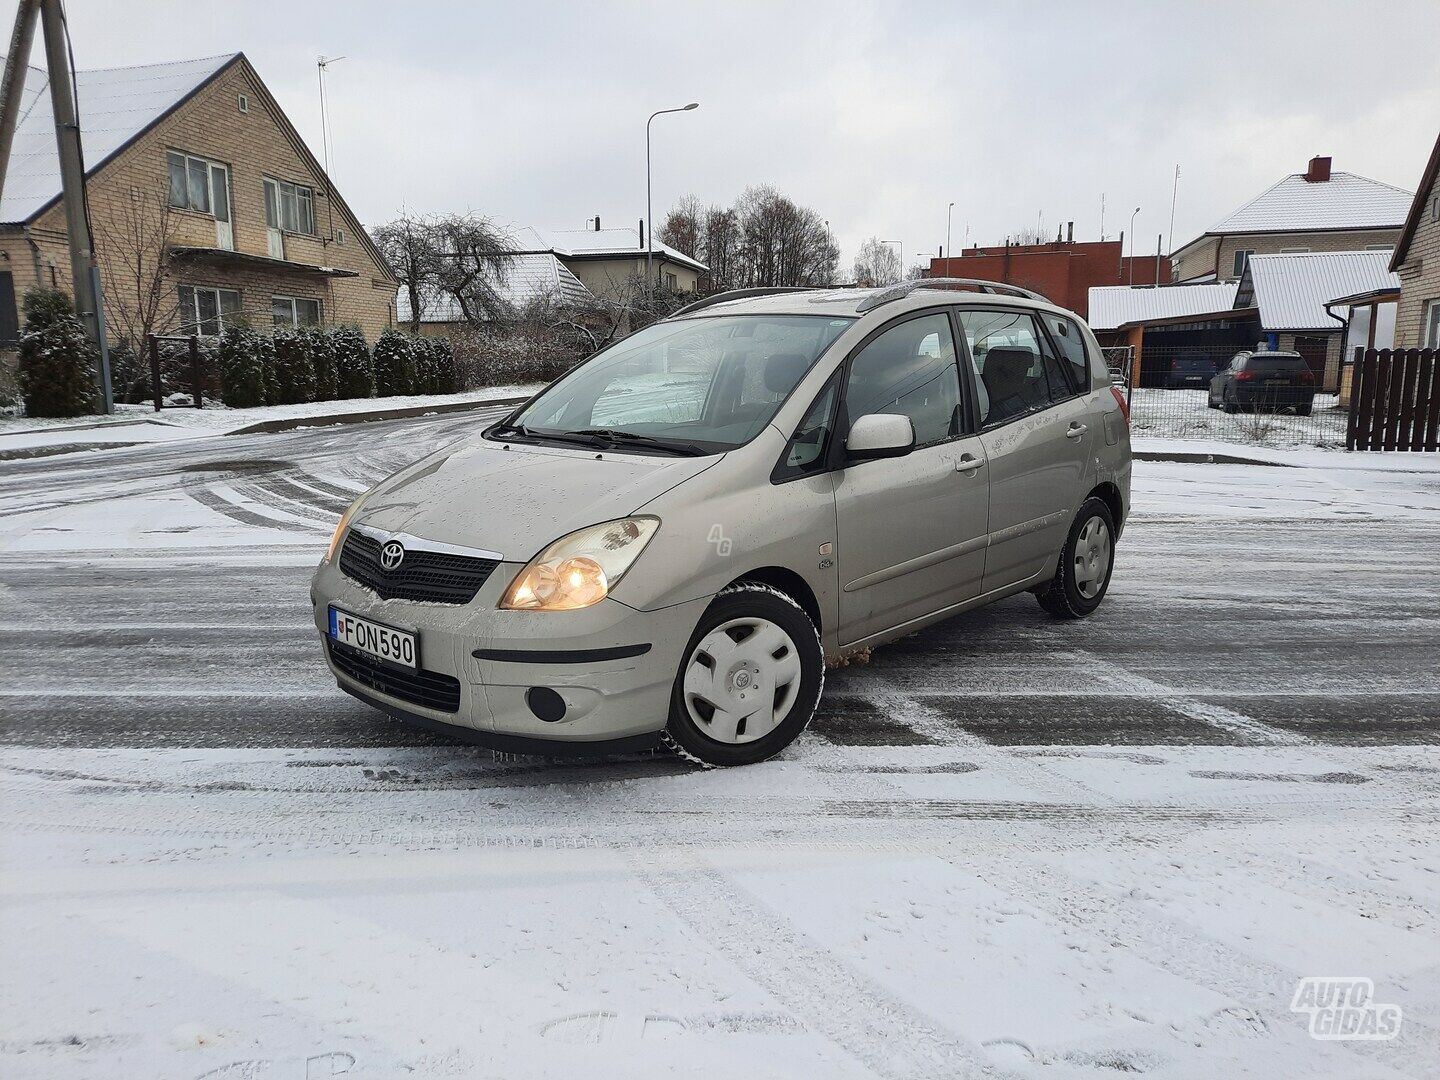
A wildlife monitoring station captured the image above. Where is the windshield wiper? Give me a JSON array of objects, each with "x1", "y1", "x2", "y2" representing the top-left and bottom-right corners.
[
  {"x1": 572, "y1": 428, "x2": 708, "y2": 456},
  {"x1": 493, "y1": 423, "x2": 608, "y2": 449}
]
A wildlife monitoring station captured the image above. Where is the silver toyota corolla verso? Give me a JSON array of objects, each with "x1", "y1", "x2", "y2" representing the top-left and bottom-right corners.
[{"x1": 312, "y1": 280, "x2": 1132, "y2": 766}]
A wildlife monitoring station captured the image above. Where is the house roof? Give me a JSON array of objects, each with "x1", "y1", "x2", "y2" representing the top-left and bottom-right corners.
[
  {"x1": 511, "y1": 225, "x2": 708, "y2": 273},
  {"x1": 1086, "y1": 282, "x2": 1240, "y2": 331},
  {"x1": 0, "y1": 53, "x2": 238, "y2": 224},
  {"x1": 1171, "y1": 169, "x2": 1413, "y2": 260},
  {"x1": 1235, "y1": 250, "x2": 1401, "y2": 331},
  {"x1": 1390, "y1": 129, "x2": 1440, "y2": 271},
  {"x1": 396, "y1": 251, "x2": 593, "y2": 323}
]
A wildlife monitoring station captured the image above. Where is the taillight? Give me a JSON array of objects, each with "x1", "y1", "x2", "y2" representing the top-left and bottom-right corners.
[
  {"x1": 1234, "y1": 370, "x2": 1255, "y2": 382},
  {"x1": 1170, "y1": 360, "x2": 1179, "y2": 369},
  {"x1": 1110, "y1": 385, "x2": 1129, "y2": 423}
]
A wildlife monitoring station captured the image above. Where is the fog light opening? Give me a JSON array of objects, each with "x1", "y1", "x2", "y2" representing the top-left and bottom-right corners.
[{"x1": 526, "y1": 687, "x2": 567, "y2": 723}]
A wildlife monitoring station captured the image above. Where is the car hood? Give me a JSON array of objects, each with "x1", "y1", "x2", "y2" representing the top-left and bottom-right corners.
[{"x1": 353, "y1": 437, "x2": 719, "y2": 561}]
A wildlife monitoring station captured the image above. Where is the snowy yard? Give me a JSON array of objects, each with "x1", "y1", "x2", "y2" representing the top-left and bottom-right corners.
[
  {"x1": 1127, "y1": 388, "x2": 1350, "y2": 448},
  {"x1": 1, "y1": 410, "x2": 1438, "y2": 1079}
]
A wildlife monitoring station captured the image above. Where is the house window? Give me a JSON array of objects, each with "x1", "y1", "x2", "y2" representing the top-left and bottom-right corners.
[
  {"x1": 167, "y1": 151, "x2": 230, "y2": 218},
  {"x1": 177, "y1": 285, "x2": 241, "y2": 336},
  {"x1": 237, "y1": 93, "x2": 249, "y2": 113},
  {"x1": 263, "y1": 177, "x2": 316, "y2": 235},
  {"x1": 665, "y1": 271, "x2": 678, "y2": 291},
  {"x1": 1425, "y1": 299, "x2": 1440, "y2": 349},
  {"x1": 272, "y1": 295, "x2": 321, "y2": 327},
  {"x1": 1231, "y1": 249, "x2": 1255, "y2": 276}
]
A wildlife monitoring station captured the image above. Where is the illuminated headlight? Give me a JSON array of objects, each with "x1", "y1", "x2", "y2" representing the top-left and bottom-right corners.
[
  {"x1": 326, "y1": 496, "x2": 365, "y2": 562},
  {"x1": 501, "y1": 517, "x2": 659, "y2": 611}
]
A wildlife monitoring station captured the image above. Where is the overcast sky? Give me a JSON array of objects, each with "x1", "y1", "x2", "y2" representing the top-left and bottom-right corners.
[{"x1": 40, "y1": 0, "x2": 1440, "y2": 272}]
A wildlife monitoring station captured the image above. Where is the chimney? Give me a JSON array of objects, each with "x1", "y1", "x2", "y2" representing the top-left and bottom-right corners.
[
  {"x1": 1305, "y1": 156, "x2": 1332, "y2": 182},
  {"x1": 594, "y1": 215, "x2": 601, "y2": 231},
  {"x1": 1066, "y1": 221, "x2": 1074, "y2": 243},
  {"x1": 638, "y1": 218, "x2": 645, "y2": 248}
]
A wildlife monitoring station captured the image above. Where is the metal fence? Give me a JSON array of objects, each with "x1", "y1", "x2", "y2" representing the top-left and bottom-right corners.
[{"x1": 1116, "y1": 343, "x2": 1349, "y2": 448}]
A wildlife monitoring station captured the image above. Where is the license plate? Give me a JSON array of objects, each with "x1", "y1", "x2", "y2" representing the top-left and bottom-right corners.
[{"x1": 329, "y1": 607, "x2": 417, "y2": 669}]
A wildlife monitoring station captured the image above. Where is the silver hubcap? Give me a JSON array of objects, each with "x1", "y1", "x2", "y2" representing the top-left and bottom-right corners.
[
  {"x1": 682, "y1": 617, "x2": 802, "y2": 744},
  {"x1": 1074, "y1": 517, "x2": 1111, "y2": 599}
]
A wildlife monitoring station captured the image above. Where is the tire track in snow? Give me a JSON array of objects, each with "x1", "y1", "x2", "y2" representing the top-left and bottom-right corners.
[{"x1": 627, "y1": 847, "x2": 1017, "y2": 1080}]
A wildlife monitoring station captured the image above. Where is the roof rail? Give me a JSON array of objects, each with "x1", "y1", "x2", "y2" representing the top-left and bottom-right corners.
[
  {"x1": 854, "y1": 277, "x2": 1049, "y2": 313},
  {"x1": 669, "y1": 286, "x2": 822, "y2": 318}
]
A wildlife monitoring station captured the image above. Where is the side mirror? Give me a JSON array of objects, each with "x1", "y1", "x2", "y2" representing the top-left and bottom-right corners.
[{"x1": 846, "y1": 413, "x2": 915, "y2": 460}]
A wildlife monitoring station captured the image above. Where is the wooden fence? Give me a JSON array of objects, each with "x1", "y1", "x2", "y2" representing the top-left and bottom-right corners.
[{"x1": 1346, "y1": 348, "x2": 1440, "y2": 452}]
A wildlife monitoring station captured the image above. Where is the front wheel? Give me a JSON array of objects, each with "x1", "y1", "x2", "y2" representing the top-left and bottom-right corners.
[
  {"x1": 663, "y1": 583, "x2": 825, "y2": 767},
  {"x1": 1037, "y1": 498, "x2": 1116, "y2": 619}
]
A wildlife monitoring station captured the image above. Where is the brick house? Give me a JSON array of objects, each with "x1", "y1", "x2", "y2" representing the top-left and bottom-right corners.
[
  {"x1": 1170, "y1": 157, "x2": 1412, "y2": 284},
  {"x1": 1390, "y1": 129, "x2": 1440, "y2": 348},
  {"x1": 0, "y1": 53, "x2": 396, "y2": 356}
]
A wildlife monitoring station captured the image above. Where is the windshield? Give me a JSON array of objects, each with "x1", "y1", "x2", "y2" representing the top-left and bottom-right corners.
[{"x1": 500, "y1": 315, "x2": 853, "y2": 454}]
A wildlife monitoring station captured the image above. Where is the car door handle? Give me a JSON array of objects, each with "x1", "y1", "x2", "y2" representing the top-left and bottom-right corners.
[
  {"x1": 955, "y1": 454, "x2": 984, "y2": 473},
  {"x1": 1065, "y1": 423, "x2": 1089, "y2": 439}
]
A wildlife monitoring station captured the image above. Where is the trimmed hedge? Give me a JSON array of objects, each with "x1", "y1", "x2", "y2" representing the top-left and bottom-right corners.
[
  {"x1": 331, "y1": 325, "x2": 374, "y2": 400},
  {"x1": 215, "y1": 323, "x2": 271, "y2": 408},
  {"x1": 304, "y1": 325, "x2": 339, "y2": 402},
  {"x1": 270, "y1": 328, "x2": 318, "y2": 405},
  {"x1": 17, "y1": 288, "x2": 98, "y2": 417},
  {"x1": 373, "y1": 328, "x2": 415, "y2": 397}
]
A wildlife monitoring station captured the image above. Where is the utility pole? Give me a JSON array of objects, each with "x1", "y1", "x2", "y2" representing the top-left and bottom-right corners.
[
  {"x1": 0, "y1": 0, "x2": 39, "y2": 204},
  {"x1": 38, "y1": 0, "x2": 111, "y2": 410},
  {"x1": 1167, "y1": 164, "x2": 1180, "y2": 257}
]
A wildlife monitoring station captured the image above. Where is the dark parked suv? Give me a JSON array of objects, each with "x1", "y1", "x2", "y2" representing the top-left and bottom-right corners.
[{"x1": 1209, "y1": 350, "x2": 1317, "y2": 415}]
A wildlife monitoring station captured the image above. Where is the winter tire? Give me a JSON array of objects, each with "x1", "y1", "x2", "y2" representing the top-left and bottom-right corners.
[
  {"x1": 1037, "y1": 498, "x2": 1116, "y2": 619},
  {"x1": 663, "y1": 582, "x2": 824, "y2": 767}
]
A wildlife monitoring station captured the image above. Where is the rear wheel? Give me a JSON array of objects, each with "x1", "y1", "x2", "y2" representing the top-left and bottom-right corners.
[
  {"x1": 1037, "y1": 498, "x2": 1115, "y2": 619},
  {"x1": 1223, "y1": 391, "x2": 1239, "y2": 414},
  {"x1": 663, "y1": 583, "x2": 824, "y2": 767}
]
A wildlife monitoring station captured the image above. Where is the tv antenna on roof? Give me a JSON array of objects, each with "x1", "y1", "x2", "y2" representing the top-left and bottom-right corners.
[{"x1": 317, "y1": 55, "x2": 346, "y2": 244}]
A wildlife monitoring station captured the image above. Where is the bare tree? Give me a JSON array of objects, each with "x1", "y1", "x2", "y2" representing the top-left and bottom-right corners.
[
  {"x1": 702, "y1": 205, "x2": 739, "y2": 291},
  {"x1": 371, "y1": 212, "x2": 443, "y2": 332},
  {"x1": 733, "y1": 185, "x2": 837, "y2": 288},
  {"x1": 433, "y1": 214, "x2": 518, "y2": 324},
  {"x1": 93, "y1": 181, "x2": 181, "y2": 360},
  {"x1": 853, "y1": 236, "x2": 903, "y2": 287},
  {"x1": 1006, "y1": 223, "x2": 1051, "y2": 246},
  {"x1": 657, "y1": 194, "x2": 704, "y2": 259}
]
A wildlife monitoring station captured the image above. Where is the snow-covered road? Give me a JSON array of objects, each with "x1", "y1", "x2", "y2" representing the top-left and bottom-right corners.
[{"x1": 2, "y1": 414, "x2": 1438, "y2": 1079}]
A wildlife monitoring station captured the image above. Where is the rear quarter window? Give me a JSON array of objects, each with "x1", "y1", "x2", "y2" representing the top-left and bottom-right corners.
[{"x1": 1039, "y1": 313, "x2": 1091, "y2": 392}]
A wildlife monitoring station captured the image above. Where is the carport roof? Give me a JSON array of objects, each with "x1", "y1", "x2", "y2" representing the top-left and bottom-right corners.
[
  {"x1": 1236, "y1": 251, "x2": 1401, "y2": 331},
  {"x1": 1086, "y1": 282, "x2": 1239, "y2": 332}
]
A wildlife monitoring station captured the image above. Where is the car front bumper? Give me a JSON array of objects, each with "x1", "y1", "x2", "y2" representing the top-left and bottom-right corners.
[{"x1": 311, "y1": 556, "x2": 710, "y2": 752}]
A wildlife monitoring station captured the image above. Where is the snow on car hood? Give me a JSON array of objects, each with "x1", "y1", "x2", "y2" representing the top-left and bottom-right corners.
[{"x1": 352, "y1": 436, "x2": 718, "y2": 561}]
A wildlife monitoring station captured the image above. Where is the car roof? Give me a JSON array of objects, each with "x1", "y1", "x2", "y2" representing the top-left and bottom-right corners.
[{"x1": 668, "y1": 285, "x2": 1080, "y2": 324}]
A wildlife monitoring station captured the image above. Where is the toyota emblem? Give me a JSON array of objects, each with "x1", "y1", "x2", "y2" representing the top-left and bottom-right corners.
[{"x1": 379, "y1": 540, "x2": 405, "y2": 571}]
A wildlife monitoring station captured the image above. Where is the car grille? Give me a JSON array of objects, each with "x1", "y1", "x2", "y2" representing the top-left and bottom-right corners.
[
  {"x1": 327, "y1": 639, "x2": 461, "y2": 713},
  {"x1": 339, "y1": 529, "x2": 499, "y2": 604}
]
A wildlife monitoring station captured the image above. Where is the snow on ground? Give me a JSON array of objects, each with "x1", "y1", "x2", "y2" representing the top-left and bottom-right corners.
[
  {"x1": 2, "y1": 411, "x2": 1438, "y2": 1078},
  {"x1": 0, "y1": 385, "x2": 540, "y2": 458},
  {"x1": 1128, "y1": 389, "x2": 1349, "y2": 449}
]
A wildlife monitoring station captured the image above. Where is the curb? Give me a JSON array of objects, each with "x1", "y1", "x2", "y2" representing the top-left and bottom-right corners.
[
  {"x1": 225, "y1": 395, "x2": 531, "y2": 436},
  {"x1": 1133, "y1": 450, "x2": 1290, "y2": 467}
]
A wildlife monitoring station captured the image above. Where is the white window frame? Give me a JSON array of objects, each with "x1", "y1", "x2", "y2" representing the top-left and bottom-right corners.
[
  {"x1": 176, "y1": 285, "x2": 241, "y2": 336},
  {"x1": 272, "y1": 295, "x2": 321, "y2": 328},
  {"x1": 1425, "y1": 299, "x2": 1440, "y2": 350},
  {"x1": 263, "y1": 176, "x2": 316, "y2": 236},
  {"x1": 167, "y1": 150, "x2": 230, "y2": 220}
]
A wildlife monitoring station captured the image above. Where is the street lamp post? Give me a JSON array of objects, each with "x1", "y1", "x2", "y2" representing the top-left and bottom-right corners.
[
  {"x1": 1128, "y1": 206, "x2": 1140, "y2": 285},
  {"x1": 646, "y1": 102, "x2": 699, "y2": 288},
  {"x1": 945, "y1": 202, "x2": 955, "y2": 268}
]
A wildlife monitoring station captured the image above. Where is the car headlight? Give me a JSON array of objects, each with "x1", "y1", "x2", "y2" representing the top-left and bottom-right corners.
[
  {"x1": 326, "y1": 496, "x2": 365, "y2": 562},
  {"x1": 500, "y1": 517, "x2": 659, "y2": 611}
]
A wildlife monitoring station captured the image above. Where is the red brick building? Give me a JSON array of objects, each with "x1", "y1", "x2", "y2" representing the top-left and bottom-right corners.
[{"x1": 928, "y1": 239, "x2": 1171, "y2": 319}]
